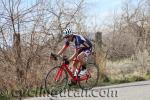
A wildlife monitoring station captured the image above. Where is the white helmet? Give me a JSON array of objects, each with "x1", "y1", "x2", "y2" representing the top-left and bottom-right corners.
[{"x1": 63, "y1": 28, "x2": 73, "y2": 37}]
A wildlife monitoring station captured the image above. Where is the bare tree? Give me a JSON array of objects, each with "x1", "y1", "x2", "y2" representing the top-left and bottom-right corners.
[
  {"x1": 0, "y1": 0, "x2": 86, "y2": 92},
  {"x1": 103, "y1": 0, "x2": 150, "y2": 60}
]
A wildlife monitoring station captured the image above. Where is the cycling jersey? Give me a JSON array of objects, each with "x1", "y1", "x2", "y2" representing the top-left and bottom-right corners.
[{"x1": 65, "y1": 34, "x2": 92, "y2": 54}]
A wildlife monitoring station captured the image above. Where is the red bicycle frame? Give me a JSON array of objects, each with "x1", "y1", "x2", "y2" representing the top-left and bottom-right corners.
[{"x1": 54, "y1": 60, "x2": 90, "y2": 82}]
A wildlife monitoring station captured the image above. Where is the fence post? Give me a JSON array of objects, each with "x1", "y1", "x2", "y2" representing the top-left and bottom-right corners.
[{"x1": 95, "y1": 32, "x2": 107, "y2": 81}]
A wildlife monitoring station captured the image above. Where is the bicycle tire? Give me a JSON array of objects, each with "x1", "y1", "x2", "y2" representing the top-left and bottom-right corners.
[
  {"x1": 45, "y1": 66, "x2": 68, "y2": 95},
  {"x1": 78, "y1": 63, "x2": 99, "y2": 90}
]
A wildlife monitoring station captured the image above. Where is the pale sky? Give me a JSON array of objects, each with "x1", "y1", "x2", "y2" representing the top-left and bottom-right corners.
[
  {"x1": 24, "y1": 0, "x2": 126, "y2": 26},
  {"x1": 85, "y1": 0, "x2": 124, "y2": 28}
]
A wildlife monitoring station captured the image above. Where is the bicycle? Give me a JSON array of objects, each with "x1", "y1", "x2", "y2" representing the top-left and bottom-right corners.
[{"x1": 45, "y1": 53, "x2": 99, "y2": 95}]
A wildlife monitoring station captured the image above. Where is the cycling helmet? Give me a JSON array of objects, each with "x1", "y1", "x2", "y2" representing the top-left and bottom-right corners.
[{"x1": 63, "y1": 28, "x2": 73, "y2": 37}]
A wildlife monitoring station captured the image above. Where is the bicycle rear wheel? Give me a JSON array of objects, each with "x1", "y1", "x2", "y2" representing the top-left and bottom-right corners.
[
  {"x1": 45, "y1": 66, "x2": 68, "y2": 95},
  {"x1": 78, "y1": 63, "x2": 99, "y2": 90}
]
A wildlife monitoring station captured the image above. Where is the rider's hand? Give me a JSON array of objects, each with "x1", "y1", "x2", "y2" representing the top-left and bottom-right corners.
[{"x1": 50, "y1": 53, "x2": 58, "y2": 60}]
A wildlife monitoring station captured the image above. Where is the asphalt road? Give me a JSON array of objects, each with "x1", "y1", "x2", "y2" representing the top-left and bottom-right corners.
[{"x1": 24, "y1": 80, "x2": 150, "y2": 100}]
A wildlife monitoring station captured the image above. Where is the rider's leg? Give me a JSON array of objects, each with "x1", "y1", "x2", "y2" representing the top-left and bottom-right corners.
[
  {"x1": 77, "y1": 52, "x2": 87, "y2": 69},
  {"x1": 71, "y1": 58, "x2": 79, "y2": 73},
  {"x1": 69, "y1": 58, "x2": 79, "y2": 86},
  {"x1": 77, "y1": 50, "x2": 91, "y2": 70}
]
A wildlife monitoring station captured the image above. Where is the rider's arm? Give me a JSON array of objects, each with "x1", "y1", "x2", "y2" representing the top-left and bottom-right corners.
[
  {"x1": 57, "y1": 41, "x2": 69, "y2": 55},
  {"x1": 83, "y1": 41, "x2": 90, "y2": 48},
  {"x1": 57, "y1": 44, "x2": 68, "y2": 56}
]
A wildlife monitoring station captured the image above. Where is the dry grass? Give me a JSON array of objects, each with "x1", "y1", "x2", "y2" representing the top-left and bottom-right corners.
[{"x1": 106, "y1": 50, "x2": 150, "y2": 80}]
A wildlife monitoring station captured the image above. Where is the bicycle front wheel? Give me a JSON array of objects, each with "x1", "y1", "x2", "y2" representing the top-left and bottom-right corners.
[
  {"x1": 79, "y1": 63, "x2": 99, "y2": 90},
  {"x1": 45, "y1": 66, "x2": 68, "y2": 95}
]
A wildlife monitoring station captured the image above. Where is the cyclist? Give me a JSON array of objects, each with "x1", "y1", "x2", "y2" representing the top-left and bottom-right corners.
[{"x1": 57, "y1": 28, "x2": 92, "y2": 76}]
